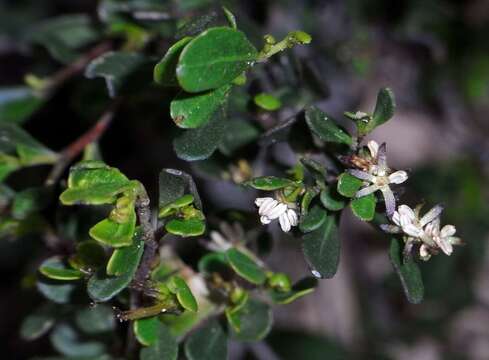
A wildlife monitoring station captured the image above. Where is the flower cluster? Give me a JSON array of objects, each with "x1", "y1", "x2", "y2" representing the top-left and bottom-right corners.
[
  {"x1": 382, "y1": 204, "x2": 463, "y2": 261},
  {"x1": 255, "y1": 197, "x2": 298, "y2": 232},
  {"x1": 348, "y1": 140, "x2": 408, "y2": 217}
]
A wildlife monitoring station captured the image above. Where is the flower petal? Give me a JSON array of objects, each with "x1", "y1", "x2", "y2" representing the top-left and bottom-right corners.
[
  {"x1": 259, "y1": 198, "x2": 278, "y2": 215},
  {"x1": 255, "y1": 197, "x2": 272, "y2": 207},
  {"x1": 348, "y1": 169, "x2": 375, "y2": 182},
  {"x1": 435, "y1": 236, "x2": 453, "y2": 255},
  {"x1": 286, "y1": 209, "x2": 298, "y2": 226},
  {"x1": 419, "y1": 204, "x2": 444, "y2": 226},
  {"x1": 388, "y1": 170, "x2": 408, "y2": 184},
  {"x1": 368, "y1": 140, "x2": 379, "y2": 159},
  {"x1": 380, "y1": 186, "x2": 396, "y2": 217},
  {"x1": 260, "y1": 216, "x2": 272, "y2": 225},
  {"x1": 279, "y1": 213, "x2": 291, "y2": 232},
  {"x1": 355, "y1": 185, "x2": 379, "y2": 198},
  {"x1": 440, "y1": 224, "x2": 456, "y2": 238},
  {"x1": 424, "y1": 218, "x2": 440, "y2": 237},
  {"x1": 380, "y1": 224, "x2": 402, "y2": 233},
  {"x1": 392, "y1": 211, "x2": 401, "y2": 226},
  {"x1": 419, "y1": 244, "x2": 431, "y2": 261},
  {"x1": 377, "y1": 143, "x2": 387, "y2": 169},
  {"x1": 449, "y1": 236, "x2": 463, "y2": 246},
  {"x1": 267, "y1": 203, "x2": 288, "y2": 220},
  {"x1": 398, "y1": 205, "x2": 416, "y2": 225},
  {"x1": 403, "y1": 223, "x2": 424, "y2": 238}
]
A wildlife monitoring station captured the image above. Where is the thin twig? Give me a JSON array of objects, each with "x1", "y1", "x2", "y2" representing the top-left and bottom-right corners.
[{"x1": 44, "y1": 99, "x2": 121, "y2": 186}]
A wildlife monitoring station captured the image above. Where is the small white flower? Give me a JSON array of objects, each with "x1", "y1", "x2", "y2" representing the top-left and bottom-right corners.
[
  {"x1": 255, "y1": 197, "x2": 298, "y2": 232},
  {"x1": 348, "y1": 140, "x2": 408, "y2": 217}
]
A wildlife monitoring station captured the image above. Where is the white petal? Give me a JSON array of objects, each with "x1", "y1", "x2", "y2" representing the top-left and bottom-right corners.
[
  {"x1": 398, "y1": 205, "x2": 416, "y2": 225},
  {"x1": 420, "y1": 205, "x2": 443, "y2": 226},
  {"x1": 440, "y1": 224, "x2": 456, "y2": 238},
  {"x1": 435, "y1": 237, "x2": 453, "y2": 255},
  {"x1": 255, "y1": 197, "x2": 272, "y2": 207},
  {"x1": 424, "y1": 218, "x2": 440, "y2": 237},
  {"x1": 279, "y1": 213, "x2": 291, "y2": 232},
  {"x1": 355, "y1": 185, "x2": 379, "y2": 197},
  {"x1": 380, "y1": 186, "x2": 396, "y2": 217},
  {"x1": 403, "y1": 223, "x2": 424, "y2": 238},
  {"x1": 377, "y1": 143, "x2": 387, "y2": 168},
  {"x1": 259, "y1": 199, "x2": 278, "y2": 215},
  {"x1": 380, "y1": 224, "x2": 401, "y2": 234},
  {"x1": 260, "y1": 216, "x2": 271, "y2": 224},
  {"x1": 368, "y1": 140, "x2": 379, "y2": 159},
  {"x1": 266, "y1": 203, "x2": 287, "y2": 220},
  {"x1": 388, "y1": 170, "x2": 408, "y2": 184},
  {"x1": 392, "y1": 211, "x2": 401, "y2": 226},
  {"x1": 449, "y1": 236, "x2": 463, "y2": 246},
  {"x1": 348, "y1": 169, "x2": 375, "y2": 182},
  {"x1": 286, "y1": 209, "x2": 298, "y2": 226},
  {"x1": 419, "y1": 244, "x2": 431, "y2": 261}
]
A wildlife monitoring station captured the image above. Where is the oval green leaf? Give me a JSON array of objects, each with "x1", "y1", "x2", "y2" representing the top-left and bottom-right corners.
[
  {"x1": 337, "y1": 172, "x2": 363, "y2": 198},
  {"x1": 320, "y1": 187, "x2": 346, "y2": 211},
  {"x1": 154, "y1": 37, "x2": 193, "y2": 86},
  {"x1": 254, "y1": 93, "x2": 282, "y2": 111},
  {"x1": 39, "y1": 257, "x2": 83, "y2": 281},
  {"x1": 89, "y1": 210, "x2": 136, "y2": 247},
  {"x1": 299, "y1": 205, "x2": 327, "y2": 233},
  {"x1": 167, "y1": 276, "x2": 198, "y2": 312},
  {"x1": 305, "y1": 106, "x2": 352, "y2": 145},
  {"x1": 165, "y1": 218, "x2": 205, "y2": 237},
  {"x1": 184, "y1": 319, "x2": 227, "y2": 360},
  {"x1": 226, "y1": 248, "x2": 266, "y2": 285},
  {"x1": 226, "y1": 299, "x2": 272, "y2": 341},
  {"x1": 134, "y1": 316, "x2": 159, "y2": 346},
  {"x1": 140, "y1": 324, "x2": 178, "y2": 360},
  {"x1": 350, "y1": 193, "x2": 376, "y2": 221}
]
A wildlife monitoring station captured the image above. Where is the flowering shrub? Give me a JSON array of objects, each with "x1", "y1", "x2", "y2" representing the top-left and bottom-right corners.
[{"x1": 0, "y1": 2, "x2": 466, "y2": 359}]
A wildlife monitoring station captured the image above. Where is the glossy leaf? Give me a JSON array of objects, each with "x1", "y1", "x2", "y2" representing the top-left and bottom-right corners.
[
  {"x1": 0, "y1": 87, "x2": 43, "y2": 124},
  {"x1": 269, "y1": 277, "x2": 317, "y2": 304},
  {"x1": 167, "y1": 276, "x2": 198, "y2": 312},
  {"x1": 87, "y1": 230, "x2": 144, "y2": 302},
  {"x1": 176, "y1": 27, "x2": 258, "y2": 92},
  {"x1": 165, "y1": 218, "x2": 205, "y2": 237},
  {"x1": 89, "y1": 210, "x2": 136, "y2": 247},
  {"x1": 134, "y1": 317, "x2": 159, "y2": 346},
  {"x1": 170, "y1": 85, "x2": 231, "y2": 129},
  {"x1": 320, "y1": 187, "x2": 346, "y2": 211},
  {"x1": 337, "y1": 173, "x2": 362, "y2": 198},
  {"x1": 159, "y1": 194, "x2": 194, "y2": 217},
  {"x1": 302, "y1": 214, "x2": 340, "y2": 279},
  {"x1": 254, "y1": 93, "x2": 282, "y2": 111},
  {"x1": 299, "y1": 205, "x2": 327, "y2": 233},
  {"x1": 39, "y1": 257, "x2": 83, "y2": 281},
  {"x1": 389, "y1": 237, "x2": 424, "y2": 304},
  {"x1": 358, "y1": 88, "x2": 396, "y2": 135},
  {"x1": 244, "y1": 176, "x2": 295, "y2": 191},
  {"x1": 350, "y1": 193, "x2": 376, "y2": 221},
  {"x1": 226, "y1": 248, "x2": 266, "y2": 285},
  {"x1": 140, "y1": 324, "x2": 178, "y2": 360},
  {"x1": 154, "y1": 37, "x2": 193, "y2": 86},
  {"x1": 184, "y1": 320, "x2": 227, "y2": 360},
  {"x1": 305, "y1": 106, "x2": 352, "y2": 145},
  {"x1": 227, "y1": 299, "x2": 272, "y2": 341}
]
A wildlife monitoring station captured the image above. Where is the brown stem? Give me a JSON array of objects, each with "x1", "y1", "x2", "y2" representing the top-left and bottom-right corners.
[{"x1": 45, "y1": 99, "x2": 121, "y2": 186}]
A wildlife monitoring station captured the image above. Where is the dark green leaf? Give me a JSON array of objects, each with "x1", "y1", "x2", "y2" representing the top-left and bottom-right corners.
[
  {"x1": 167, "y1": 276, "x2": 198, "y2": 312},
  {"x1": 389, "y1": 237, "x2": 424, "y2": 304},
  {"x1": 12, "y1": 186, "x2": 51, "y2": 220},
  {"x1": 269, "y1": 277, "x2": 317, "y2": 304},
  {"x1": 197, "y1": 252, "x2": 230, "y2": 276},
  {"x1": 50, "y1": 323, "x2": 106, "y2": 357},
  {"x1": 176, "y1": 27, "x2": 258, "y2": 92},
  {"x1": 159, "y1": 169, "x2": 202, "y2": 210},
  {"x1": 336, "y1": 173, "x2": 362, "y2": 198},
  {"x1": 140, "y1": 324, "x2": 178, "y2": 360},
  {"x1": 299, "y1": 205, "x2": 327, "y2": 233},
  {"x1": 305, "y1": 106, "x2": 352, "y2": 145},
  {"x1": 371, "y1": 88, "x2": 395, "y2": 132},
  {"x1": 170, "y1": 85, "x2": 231, "y2": 129},
  {"x1": 20, "y1": 305, "x2": 56, "y2": 341},
  {"x1": 134, "y1": 317, "x2": 159, "y2": 346},
  {"x1": 89, "y1": 210, "x2": 136, "y2": 247},
  {"x1": 184, "y1": 320, "x2": 227, "y2": 360},
  {"x1": 226, "y1": 299, "x2": 272, "y2": 341},
  {"x1": 244, "y1": 176, "x2": 295, "y2": 191},
  {"x1": 173, "y1": 108, "x2": 227, "y2": 161},
  {"x1": 219, "y1": 119, "x2": 259, "y2": 156},
  {"x1": 154, "y1": 37, "x2": 193, "y2": 86},
  {"x1": 69, "y1": 241, "x2": 107, "y2": 271},
  {"x1": 226, "y1": 248, "x2": 266, "y2": 285},
  {"x1": 39, "y1": 257, "x2": 83, "y2": 281},
  {"x1": 75, "y1": 305, "x2": 115, "y2": 335},
  {"x1": 320, "y1": 187, "x2": 346, "y2": 211},
  {"x1": 0, "y1": 87, "x2": 44, "y2": 124},
  {"x1": 165, "y1": 218, "x2": 205, "y2": 237},
  {"x1": 302, "y1": 214, "x2": 340, "y2": 279},
  {"x1": 37, "y1": 279, "x2": 77, "y2": 304},
  {"x1": 87, "y1": 229, "x2": 144, "y2": 302},
  {"x1": 350, "y1": 193, "x2": 376, "y2": 221},
  {"x1": 175, "y1": 11, "x2": 218, "y2": 39}
]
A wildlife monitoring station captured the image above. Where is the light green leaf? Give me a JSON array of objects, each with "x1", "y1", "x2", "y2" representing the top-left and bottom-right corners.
[
  {"x1": 269, "y1": 277, "x2": 317, "y2": 304},
  {"x1": 226, "y1": 299, "x2": 272, "y2": 341},
  {"x1": 165, "y1": 218, "x2": 205, "y2": 237},
  {"x1": 305, "y1": 106, "x2": 352, "y2": 145},
  {"x1": 170, "y1": 85, "x2": 231, "y2": 129},
  {"x1": 159, "y1": 194, "x2": 194, "y2": 218},
  {"x1": 389, "y1": 237, "x2": 424, "y2": 304},
  {"x1": 0, "y1": 87, "x2": 44, "y2": 124},
  {"x1": 167, "y1": 276, "x2": 198, "y2": 312},
  {"x1": 39, "y1": 257, "x2": 83, "y2": 281},
  {"x1": 184, "y1": 319, "x2": 227, "y2": 360},
  {"x1": 89, "y1": 210, "x2": 136, "y2": 247},
  {"x1": 140, "y1": 324, "x2": 178, "y2": 360},
  {"x1": 0, "y1": 153, "x2": 20, "y2": 181},
  {"x1": 244, "y1": 176, "x2": 295, "y2": 191},
  {"x1": 299, "y1": 205, "x2": 327, "y2": 233},
  {"x1": 350, "y1": 193, "x2": 376, "y2": 221},
  {"x1": 337, "y1": 173, "x2": 362, "y2": 198},
  {"x1": 154, "y1": 37, "x2": 193, "y2": 86},
  {"x1": 226, "y1": 248, "x2": 266, "y2": 285},
  {"x1": 254, "y1": 93, "x2": 282, "y2": 111},
  {"x1": 176, "y1": 27, "x2": 258, "y2": 92},
  {"x1": 302, "y1": 214, "x2": 340, "y2": 279},
  {"x1": 134, "y1": 317, "x2": 159, "y2": 346}
]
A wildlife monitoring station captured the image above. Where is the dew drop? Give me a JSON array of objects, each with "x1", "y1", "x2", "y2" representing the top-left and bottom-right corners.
[{"x1": 311, "y1": 269, "x2": 322, "y2": 279}]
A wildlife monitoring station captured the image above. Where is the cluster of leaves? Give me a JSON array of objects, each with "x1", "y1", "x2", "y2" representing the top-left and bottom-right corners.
[{"x1": 0, "y1": 2, "x2": 456, "y2": 359}]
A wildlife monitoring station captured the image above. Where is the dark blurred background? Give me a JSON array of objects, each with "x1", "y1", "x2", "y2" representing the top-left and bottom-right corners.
[{"x1": 1, "y1": 0, "x2": 489, "y2": 359}]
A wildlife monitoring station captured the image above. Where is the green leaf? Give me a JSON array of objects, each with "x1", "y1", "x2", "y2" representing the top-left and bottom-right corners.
[
  {"x1": 140, "y1": 324, "x2": 178, "y2": 360},
  {"x1": 222, "y1": 6, "x2": 237, "y2": 29},
  {"x1": 300, "y1": 158, "x2": 327, "y2": 181},
  {"x1": 302, "y1": 214, "x2": 340, "y2": 279},
  {"x1": 85, "y1": 51, "x2": 148, "y2": 98},
  {"x1": 184, "y1": 319, "x2": 227, "y2": 360},
  {"x1": 20, "y1": 305, "x2": 56, "y2": 341},
  {"x1": 173, "y1": 108, "x2": 227, "y2": 161},
  {"x1": 165, "y1": 218, "x2": 205, "y2": 237},
  {"x1": 60, "y1": 161, "x2": 132, "y2": 205},
  {"x1": 350, "y1": 193, "x2": 376, "y2": 221},
  {"x1": 75, "y1": 305, "x2": 115, "y2": 335},
  {"x1": 269, "y1": 277, "x2": 317, "y2": 304},
  {"x1": 170, "y1": 85, "x2": 231, "y2": 129},
  {"x1": 37, "y1": 279, "x2": 77, "y2": 304},
  {"x1": 226, "y1": 248, "x2": 266, "y2": 285},
  {"x1": 0, "y1": 154, "x2": 20, "y2": 181},
  {"x1": 299, "y1": 205, "x2": 327, "y2": 233},
  {"x1": 197, "y1": 252, "x2": 230, "y2": 276},
  {"x1": 134, "y1": 317, "x2": 159, "y2": 346},
  {"x1": 87, "y1": 229, "x2": 144, "y2": 302},
  {"x1": 39, "y1": 257, "x2": 83, "y2": 281},
  {"x1": 175, "y1": 12, "x2": 219, "y2": 39},
  {"x1": 254, "y1": 93, "x2": 282, "y2": 111},
  {"x1": 69, "y1": 240, "x2": 107, "y2": 272},
  {"x1": 176, "y1": 27, "x2": 258, "y2": 92},
  {"x1": 337, "y1": 173, "x2": 362, "y2": 198},
  {"x1": 50, "y1": 323, "x2": 106, "y2": 357},
  {"x1": 167, "y1": 276, "x2": 198, "y2": 312},
  {"x1": 12, "y1": 186, "x2": 51, "y2": 220},
  {"x1": 89, "y1": 210, "x2": 136, "y2": 247},
  {"x1": 305, "y1": 106, "x2": 352, "y2": 145},
  {"x1": 244, "y1": 176, "x2": 295, "y2": 191},
  {"x1": 389, "y1": 237, "x2": 424, "y2": 304},
  {"x1": 219, "y1": 119, "x2": 259, "y2": 156},
  {"x1": 154, "y1": 37, "x2": 193, "y2": 86},
  {"x1": 159, "y1": 168, "x2": 202, "y2": 210},
  {"x1": 320, "y1": 187, "x2": 346, "y2": 211},
  {"x1": 226, "y1": 299, "x2": 272, "y2": 341},
  {"x1": 372, "y1": 88, "x2": 395, "y2": 125},
  {"x1": 0, "y1": 87, "x2": 44, "y2": 124},
  {"x1": 159, "y1": 194, "x2": 194, "y2": 217}
]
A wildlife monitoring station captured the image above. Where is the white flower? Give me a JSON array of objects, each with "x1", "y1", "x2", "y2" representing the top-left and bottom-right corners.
[
  {"x1": 348, "y1": 140, "x2": 408, "y2": 217},
  {"x1": 255, "y1": 197, "x2": 298, "y2": 232},
  {"x1": 424, "y1": 218, "x2": 461, "y2": 256}
]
